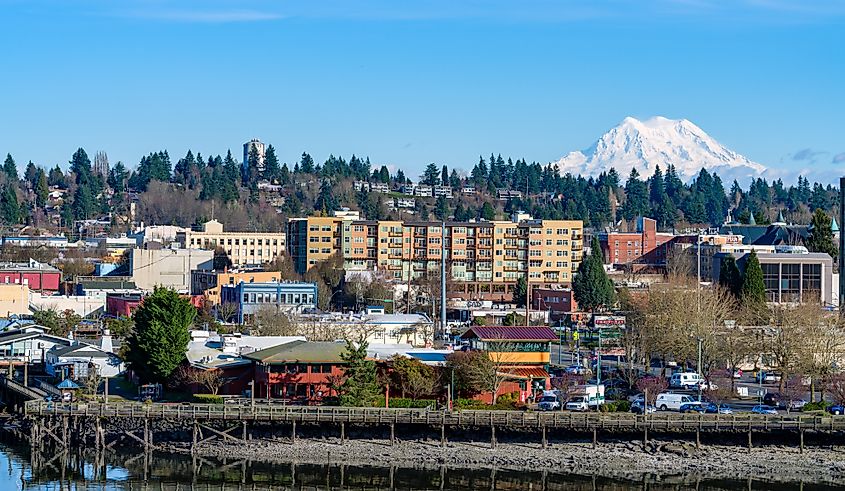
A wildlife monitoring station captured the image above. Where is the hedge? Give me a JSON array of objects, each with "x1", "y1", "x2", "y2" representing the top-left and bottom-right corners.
[
  {"x1": 374, "y1": 397, "x2": 437, "y2": 408},
  {"x1": 802, "y1": 401, "x2": 831, "y2": 412},
  {"x1": 193, "y1": 394, "x2": 224, "y2": 404}
]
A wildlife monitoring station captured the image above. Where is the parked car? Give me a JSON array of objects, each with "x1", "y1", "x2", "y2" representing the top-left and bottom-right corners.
[
  {"x1": 827, "y1": 405, "x2": 845, "y2": 416},
  {"x1": 630, "y1": 401, "x2": 657, "y2": 414},
  {"x1": 537, "y1": 390, "x2": 562, "y2": 411},
  {"x1": 732, "y1": 369, "x2": 743, "y2": 379},
  {"x1": 565, "y1": 364, "x2": 588, "y2": 375},
  {"x1": 763, "y1": 392, "x2": 781, "y2": 407},
  {"x1": 628, "y1": 393, "x2": 645, "y2": 404},
  {"x1": 679, "y1": 402, "x2": 707, "y2": 413},
  {"x1": 751, "y1": 405, "x2": 778, "y2": 415},
  {"x1": 655, "y1": 392, "x2": 697, "y2": 411},
  {"x1": 755, "y1": 372, "x2": 782, "y2": 384},
  {"x1": 698, "y1": 380, "x2": 718, "y2": 391},
  {"x1": 705, "y1": 403, "x2": 734, "y2": 415},
  {"x1": 783, "y1": 399, "x2": 807, "y2": 411}
]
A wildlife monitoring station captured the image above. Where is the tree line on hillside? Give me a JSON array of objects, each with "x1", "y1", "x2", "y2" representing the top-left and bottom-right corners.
[{"x1": 1, "y1": 145, "x2": 840, "y2": 235}]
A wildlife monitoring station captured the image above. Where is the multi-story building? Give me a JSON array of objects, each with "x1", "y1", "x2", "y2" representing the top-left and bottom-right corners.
[
  {"x1": 497, "y1": 189, "x2": 523, "y2": 200},
  {"x1": 220, "y1": 281, "x2": 318, "y2": 324},
  {"x1": 288, "y1": 216, "x2": 346, "y2": 274},
  {"x1": 243, "y1": 138, "x2": 266, "y2": 174},
  {"x1": 711, "y1": 251, "x2": 833, "y2": 305},
  {"x1": 370, "y1": 182, "x2": 390, "y2": 194},
  {"x1": 0, "y1": 260, "x2": 62, "y2": 293},
  {"x1": 598, "y1": 217, "x2": 677, "y2": 270},
  {"x1": 414, "y1": 184, "x2": 433, "y2": 197},
  {"x1": 129, "y1": 248, "x2": 214, "y2": 292},
  {"x1": 178, "y1": 220, "x2": 286, "y2": 267},
  {"x1": 191, "y1": 270, "x2": 284, "y2": 305},
  {"x1": 333, "y1": 214, "x2": 584, "y2": 302},
  {"x1": 433, "y1": 185, "x2": 453, "y2": 198}
]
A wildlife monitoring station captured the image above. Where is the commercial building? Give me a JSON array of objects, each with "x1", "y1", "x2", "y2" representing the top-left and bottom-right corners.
[
  {"x1": 178, "y1": 220, "x2": 287, "y2": 267},
  {"x1": 598, "y1": 217, "x2": 677, "y2": 270},
  {"x1": 711, "y1": 251, "x2": 834, "y2": 305},
  {"x1": 219, "y1": 281, "x2": 318, "y2": 324},
  {"x1": 1, "y1": 236, "x2": 70, "y2": 248},
  {"x1": 244, "y1": 340, "x2": 347, "y2": 403},
  {"x1": 530, "y1": 287, "x2": 576, "y2": 323},
  {"x1": 459, "y1": 326, "x2": 558, "y2": 403},
  {"x1": 287, "y1": 214, "x2": 353, "y2": 274},
  {"x1": 191, "y1": 270, "x2": 284, "y2": 305},
  {"x1": 128, "y1": 248, "x2": 214, "y2": 292},
  {"x1": 0, "y1": 260, "x2": 62, "y2": 293},
  {"x1": 298, "y1": 307, "x2": 434, "y2": 347}
]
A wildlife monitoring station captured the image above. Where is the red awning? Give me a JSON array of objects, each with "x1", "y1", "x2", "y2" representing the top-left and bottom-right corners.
[{"x1": 498, "y1": 367, "x2": 550, "y2": 380}]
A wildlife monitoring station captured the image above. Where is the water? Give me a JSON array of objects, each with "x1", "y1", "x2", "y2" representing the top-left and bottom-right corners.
[{"x1": 0, "y1": 439, "x2": 843, "y2": 491}]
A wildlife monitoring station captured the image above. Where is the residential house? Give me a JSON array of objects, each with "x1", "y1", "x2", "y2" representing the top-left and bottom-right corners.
[
  {"x1": 0, "y1": 326, "x2": 73, "y2": 364},
  {"x1": 45, "y1": 331, "x2": 123, "y2": 380},
  {"x1": 244, "y1": 340, "x2": 348, "y2": 403}
]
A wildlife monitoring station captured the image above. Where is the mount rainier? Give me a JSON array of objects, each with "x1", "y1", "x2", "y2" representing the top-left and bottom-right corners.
[{"x1": 553, "y1": 116, "x2": 767, "y2": 183}]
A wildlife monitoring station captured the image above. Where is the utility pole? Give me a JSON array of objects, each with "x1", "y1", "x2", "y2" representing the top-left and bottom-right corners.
[
  {"x1": 440, "y1": 221, "x2": 447, "y2": 341},
  {"x1": 697, "y1": 337, "x2": 703, "y2": 402}
]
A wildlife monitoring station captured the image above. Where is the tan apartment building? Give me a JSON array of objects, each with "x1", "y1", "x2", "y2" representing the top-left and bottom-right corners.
[
  {"x1": 191, "y1": 270, "x2": 285, "y2": 305},
  {"x1": 178, "y1": 220, "x2": 286, "y2": 267},
  {"x1": 325, "y1": 213, "x2": 584, "y2": 301}
]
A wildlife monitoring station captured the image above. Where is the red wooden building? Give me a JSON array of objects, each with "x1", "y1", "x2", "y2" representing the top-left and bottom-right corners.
[{"x1": 244, "y1": 340, "x2": 347, "y2": 403}]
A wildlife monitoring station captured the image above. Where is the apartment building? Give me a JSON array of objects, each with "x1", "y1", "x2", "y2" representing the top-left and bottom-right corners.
[
  {"x1": 178, "y1": 220, "x2": 286, "y2": 267},
  {"x1": 191, "y1": 270, "x2": 284, "y2": 305},
  {"x1": 597, "y1": 217, "x2": 677, "y2": 270},
  {"x1": 337, "y1": 214, "x2": 583, "y2": 301}
]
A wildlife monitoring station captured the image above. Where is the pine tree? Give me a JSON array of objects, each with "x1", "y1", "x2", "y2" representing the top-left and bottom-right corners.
[
  {"x1": 480, "y1": 202, "x2": 495, "y2": 221},
  {"x1": 0, "y1": 184, "x2": 20, "y2": 225},
  {"x1": 24, "y1": 161, "x2": 38, "y2": 189},
  {"x1": 48, "y1": 165, "x2": 66, "y2": 188},
  {"x1": 718, "y1": 256, "x2": 742, "y2": 298},
  {"x1": 434, "y1": 195, "x2": 449, "y2": 220},
  {"x1": 740, "y1": 250, "x2": 768, "y2": 323},
  {"x1": 513, "y1": 276, "x2": 528, "y2": 306},
  {"x1": 573, "y1": 237, "x2": 615, "y2": 312},
  {"x1": 338, "y1": 340, "x2": 380, "y2": 407},
  {"x1": 441, "y1": 165, "x2": 449, "y2": 186},
  {"x1": 622, "y1": 168, "x2": 649, "y2": 221},
  {"x1": 3, "y1": 154, "x2": 18, "y2": 182},
  {"x1": 806, "y1": 208, "x2": 837, "y2": 259},
  {"x1": 299, "y1": 152, "x2": 315, "y2": 174},
  {"x1": 35, "y1": 170, "x2": 49, "y2": 208},
  {"x1": 262, "y1": 144, "x2": 281, "y2": 183},
  {"x1": 70, "y1": 148, "x2": 92, "y2": 186},
  {"x1": 125, "y1": 287, "x2": 195, "y2": 383},
  {"x1": 422, "y1": 163, "x2": 440, "y2": 186}
]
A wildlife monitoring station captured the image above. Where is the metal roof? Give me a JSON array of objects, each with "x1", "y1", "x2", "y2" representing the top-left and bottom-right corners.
[{"x1": 243, "y1": 340, "x2": 348, "y2": 364}]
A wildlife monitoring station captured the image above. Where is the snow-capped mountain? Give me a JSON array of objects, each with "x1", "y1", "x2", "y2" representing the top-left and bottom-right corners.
[{"x1": 553, "y1": 116, "x2": 767, "y2": 183}]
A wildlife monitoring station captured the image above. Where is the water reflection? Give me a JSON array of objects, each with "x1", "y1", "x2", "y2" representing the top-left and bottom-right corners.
[{"x1": 0, "y1": 440, "x2": 842, "y2": 491}]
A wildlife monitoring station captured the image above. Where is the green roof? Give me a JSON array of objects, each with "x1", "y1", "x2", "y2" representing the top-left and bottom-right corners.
[{"x1": 243, "y1": 340, "x2": 347, "y2": 364}]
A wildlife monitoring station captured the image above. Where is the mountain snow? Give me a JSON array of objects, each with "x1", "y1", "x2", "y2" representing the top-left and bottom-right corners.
[{"x1": 553, "y1": 116, "x2": 767, "y2": 183}]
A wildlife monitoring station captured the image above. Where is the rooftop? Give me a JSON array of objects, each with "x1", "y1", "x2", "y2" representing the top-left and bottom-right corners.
[
  {"x1": 460, "y1": 326, "x2": 558, "y2": 342},
  {"x1": 243, "y1": 340, "x2": 348, "y2": 364}
]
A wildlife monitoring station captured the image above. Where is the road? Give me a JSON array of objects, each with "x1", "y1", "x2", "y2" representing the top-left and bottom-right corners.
[{"x1": 548, "y1": 344, "x2": 815, "y2": 413}]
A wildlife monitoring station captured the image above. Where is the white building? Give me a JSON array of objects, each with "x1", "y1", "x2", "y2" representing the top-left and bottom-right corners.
[
  {"x1": 299, "y1": 307, "x2": 434, "y2": 347},
  {"x1": 414, "y1": 185, "x2": 433, "y2": 197},
  {"x1": 45, "y1": 332, "x2": 123, "y2": 379},
  {"x1": 370, "y1": 182, "x2": 390, "y2": 194},
  {"x1": 433, "y1": 185, "x2": 453, "y2": 198}
]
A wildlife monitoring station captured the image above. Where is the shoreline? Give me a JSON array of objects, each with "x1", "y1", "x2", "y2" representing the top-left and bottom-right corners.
[{"x1": 157, "y1": 436, "x2": 845, "y2": 486}]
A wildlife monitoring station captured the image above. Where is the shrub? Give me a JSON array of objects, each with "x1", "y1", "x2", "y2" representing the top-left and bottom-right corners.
[
  {"x1": 614, "y1": 400, "x2": 631, "y2": 412},
  {"x1": 599, "y1": 402, "x2": 617, "y2": 413},
  {"x1": 193, "y1": 394, "x2": 224, "y2": 404},
  {"x1": 802, "y1": 401, "x2": 830, "y2": 412},
  {"x1": 374, "y1": 397, "x2": 436, "y2": 409}
]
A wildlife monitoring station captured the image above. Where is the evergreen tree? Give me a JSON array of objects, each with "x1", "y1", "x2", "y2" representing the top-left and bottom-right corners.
[
  {"x1": 3, "y1": 154, "x2": 18, "y2": 182},
  {"x1": 338, "y1": 340, "x2": 380, "y2": 407},
  {"x1": 262, "y1": 144, "x2": 281, "y2": 183},
  {"x1": 35, "y1": 170, "x2": 49, "y2": 208},
  {"x1": 24, "y1": 161, "x2": 38, "y2": 189},
  {"x1": 621, "y1": 168, "x2": 649, "y2": 221},
  {"x1": 740, "y1": 250, "x2": 768, "y2": 322},
  {"x1": 449, "y1": 169, "x2": 461, "y2": 189},
  {"x1": 441, "y1": 165, "x2": 449, "y2": 186},
  {"x1": 573, "y1": 237, "x2": 615, "y2": 311},
  {"x1": 72, "y1": 185, "x2": 96, "y2": 220},
  {"x1": 421, "y1": 163, "x2": 440, "y2": 185},
  {"x1": 806, "y1": 208, "x2": 838, "y2": 259},
  {"x1": 434, "y1": 194, "x2": 449, "y2": 220},
  {"x1": 480, "y1": 202, "x2": 495, "y2": 221},
  {"x1": 279, "y1": 163, "x2": 291, "y2": 185},
  {"x1": 107, "y1": 162, "x2": 128, "y2": 193},
  {"x1": 299, "y1": 152, "x2": 315, "y2": 174},
  {"x1": 125, "y1": 287, "x2": 195, "y2": 383},
  {"x1": 0, "y1": 184, "x2": 20, "y2": 225},
  {"x1": 513, "y1": 276, "x2": 528, "y2": 306},
  {"x1": 718, "y1": 256, "x2": 742, "y2": 298},
  {"x1": 70, "y1": 148, "x2": 93, "y2": 186},
  {"x1": 48, "y1": 165, "x2": 66, "y2": 188}
]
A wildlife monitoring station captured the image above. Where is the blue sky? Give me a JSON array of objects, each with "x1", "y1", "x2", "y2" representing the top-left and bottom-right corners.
[{"x1": 1, "y1": 0, "x2": 843, "y2": 183}]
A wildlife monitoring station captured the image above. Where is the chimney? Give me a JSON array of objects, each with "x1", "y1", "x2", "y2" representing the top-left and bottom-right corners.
[{"x1": 101, "y1": 329, "x2": 114, "y2": 353}]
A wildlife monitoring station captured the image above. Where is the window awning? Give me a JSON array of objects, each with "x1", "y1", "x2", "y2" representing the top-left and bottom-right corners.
[{"x1": 497, "y1": 367, "x2": 549, "y2": 380}]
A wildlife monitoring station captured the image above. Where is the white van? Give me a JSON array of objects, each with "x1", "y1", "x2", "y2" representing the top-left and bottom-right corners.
[
  {"x1": 669, "y1": 372, "x2": 703, "y2": 389},
  {"x1": 655, "y1": 392, "x2": 697, "y2": 411}
]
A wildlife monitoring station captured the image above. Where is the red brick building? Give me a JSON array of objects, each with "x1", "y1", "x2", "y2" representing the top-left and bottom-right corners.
[
  {"x1": 598, "y1": 217, "x2": 677, "y2": 270},
  {"x1": 531, "y1": 288, "x2": 576, "y2": 323},
  {"x1": 244, "y1": 340, "x2": 347, "y2": 403}
]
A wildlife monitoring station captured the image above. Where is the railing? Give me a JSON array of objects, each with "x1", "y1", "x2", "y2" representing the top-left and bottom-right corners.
[
  {"x1": 0, "y1": 375, "x2": 46, "y2": 401},
  {"x1": 22, "y1": 400, "x2": 844, "y2": 432}
]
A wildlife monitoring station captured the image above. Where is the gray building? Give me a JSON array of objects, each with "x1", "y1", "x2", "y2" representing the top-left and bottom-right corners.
[
  {"x1": 243, "y1": 138, "x2": 266, "y2": 174},
  {"x1": 129, "y1": 248, "x2": 214, "y2": 292},
  {"x1": 712, "y1": 251, "x2": 833, "y2": 305}
]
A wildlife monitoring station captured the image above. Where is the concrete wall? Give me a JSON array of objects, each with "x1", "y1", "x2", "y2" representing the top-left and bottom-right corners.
[
  {"x1": 0, "y1": 284, "x2": 30, "y2": 317},
  {"x1": 130, "y1": 248, "x2": 214, "y2": 292},
  {"x1": 30, "y1": 293, "x2": 106, "y2": 317}
]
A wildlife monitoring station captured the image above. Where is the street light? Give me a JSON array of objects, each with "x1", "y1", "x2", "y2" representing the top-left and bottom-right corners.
[{"x1": 696, "y1": 336, "x2": 703, "y2": 402}]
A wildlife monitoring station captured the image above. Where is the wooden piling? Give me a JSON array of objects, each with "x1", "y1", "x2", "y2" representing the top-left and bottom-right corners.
[
  {"x1": 541, "y1": 425, "x2": 547, "y2": 449},
  {"x1": 390, "y1": 422, "x2": 395, "y2": 446},
  {"x1": 747, "y1": 430, "x2": 752, "y2": 453},
  {"x1": 490, "y1": 425, "x2": 496, "y2": 449},
  {"x1": 440, "y1": 424, "x2": 446, "y2": 447},
  {"x1": 800, "y1": 429, "x2": 805, "y2": 454},
  {"x1": 340, "y1": 422, "x2": 345, "y2": 444},
  {"x1": 592, "y1": 427, "x2": 597, "y2": 449},
  {"x1": 291, "y1": 420, "x2": 296, "y2": 443}
]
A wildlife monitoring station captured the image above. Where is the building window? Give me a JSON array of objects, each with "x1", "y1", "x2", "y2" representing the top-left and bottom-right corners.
[
  {"x1": 802, "y1": 263, "x2": 822, "y2": 301},
  {"x1": 762, "y1": 263, "x2": 779, "y2": 302}
]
